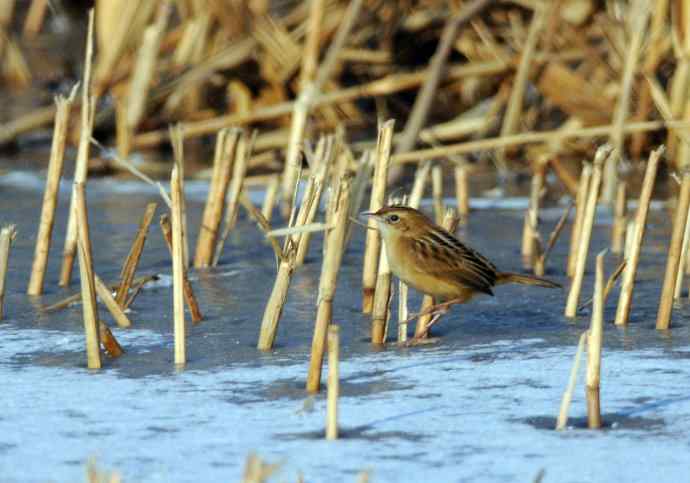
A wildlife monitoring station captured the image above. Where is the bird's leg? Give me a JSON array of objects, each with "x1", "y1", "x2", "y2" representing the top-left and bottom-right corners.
[
  {"x1": 416, "y1": 312, "x2": 444, "y2": 339},
  {"x1": 403, "y1": 297, "x2": 463, "y2": 325}
]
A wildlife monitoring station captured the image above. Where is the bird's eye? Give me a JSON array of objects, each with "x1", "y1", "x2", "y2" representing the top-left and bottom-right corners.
[{"x1": 388, "y1": 214, "x2": 400, "y2": 223}]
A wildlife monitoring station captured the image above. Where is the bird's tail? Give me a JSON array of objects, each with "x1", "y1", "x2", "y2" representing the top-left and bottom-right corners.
[{"x1": 497, "y1": 272, "x2": 561, "y2": 288}]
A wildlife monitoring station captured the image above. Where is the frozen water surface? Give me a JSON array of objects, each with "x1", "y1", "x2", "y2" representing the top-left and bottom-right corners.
[{"x1": 1, "y1": 170, "x2": 690, "y2": 482}]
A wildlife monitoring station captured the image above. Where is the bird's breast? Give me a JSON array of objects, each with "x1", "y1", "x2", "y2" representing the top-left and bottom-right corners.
[{"x1": 383, "y1": 234, "x2": 468, "y2": 299}]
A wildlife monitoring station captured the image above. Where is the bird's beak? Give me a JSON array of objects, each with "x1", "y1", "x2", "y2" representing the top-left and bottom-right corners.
[{"x1": 360, "y1": 211, "x2": 377, "y2": 218}]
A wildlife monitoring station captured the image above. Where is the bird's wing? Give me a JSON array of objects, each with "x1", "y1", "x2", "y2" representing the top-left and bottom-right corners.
[{"x1": 412, "y1": 230, "x2": 498, "y2": 296}]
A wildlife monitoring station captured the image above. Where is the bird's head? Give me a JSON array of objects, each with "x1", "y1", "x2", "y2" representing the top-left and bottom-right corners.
[{"x1": 361, "y1": 205, "x2": 433, "y2": 239}]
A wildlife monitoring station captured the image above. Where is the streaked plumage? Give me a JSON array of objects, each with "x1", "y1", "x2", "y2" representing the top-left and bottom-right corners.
[{"x1": 365, "y1": 206, "x2": 560, "y2": 303}]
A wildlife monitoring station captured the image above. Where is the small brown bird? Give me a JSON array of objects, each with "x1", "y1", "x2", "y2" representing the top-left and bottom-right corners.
[{"x1": 364, "y1": 206, "x2": 560, "y2": 333}]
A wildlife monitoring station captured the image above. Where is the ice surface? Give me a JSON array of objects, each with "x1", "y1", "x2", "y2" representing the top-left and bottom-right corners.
[{"x1": 1, "y1": 169, "x2": 689, "y2": 482}]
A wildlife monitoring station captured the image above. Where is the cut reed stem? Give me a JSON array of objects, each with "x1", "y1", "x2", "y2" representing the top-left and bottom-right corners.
[
  {"x1": 611, "y1": 180, "x2": 628, "y2": 254},
  {"x1": 170, "y1": 166, "x2": 186, "y2": 365},
  {"x1": 567, "y1": 164, "x2": 592, "y2": 277},
  {"x1": 114, "y1": 203, "x2": 157, "y2": 306},
  {"x1": 535, "y1": 201, "x2": 573, "y2": 277},
  {"x1": 615, "y1": 146, "x2": 664, "y2": 326},
  {"x1": 362, "y1": 120, "x2": 395, "y2": 313},
  {"x1": 59, "y1": 10, "x2": 96, "y2": 287},
  {"x1": 27, "y1": 89, "x2": 77, "y2": 295},
  {"x1": 194, "y1": 128, "x2": 239, "y2": 268},
  {"x1": 657, "y1": 170, "x2": 690, "y2": 330},
  {"x1": 326, "y1": 324, "x2": 340, "y2": 440},
  {"x1": 257, "y1": 259, "x2": 292, "y2": 351},
  {"x1": 74, "y1": 182, "x2": 101, "y2": 369},
  {"x1": 0, "y1": 225, "x2": 17, "y2": 320},
  {"x1": 170, "y1": 124, "x2": 190, "y2": 268},
  {"x1": 397, "y1": 278, "x2": 409, "y2": 344},
  {"x1": 295, "y1": 139, "x2": 334, "y2": 267},
  {"x1": 261, "y1": 174, "x2": 281, "y2": 223},
  {"x1": 674, "y1": 202, "x2": 690, "y2": 299},
  {"x1": 454, "y1": 161, "x2": 470, "y2": 222},
  {"x1": 565, "y1": 146, "x2": 612, "y2": 317},
  {"x1": 555, "y1": 331, "x2": 587, "y2": 430},
  {"x1": 214, "y1": 131, "x2": 250, "y2": 265},
  {"x1": 522, "y1": 160, "x2": 546, "y2": 268},
  {"x1": 432, "y1": 165, "x2": 444, "y2": 224},
  {"x1": 160, "y1": 214, "x2": 202, "y2": 323},
  {"x1": 371, "y1": 239, "x2": 392, "y2": 345},
  {"x1": 257, "y1": 167, "x2": 322, "y2": 350},
  {"x1": 586, "y1": 250, "x2": 606, "y2": 429},
  {"x1": 307, "y1": 177, "x2": 351, "y2": 393}
]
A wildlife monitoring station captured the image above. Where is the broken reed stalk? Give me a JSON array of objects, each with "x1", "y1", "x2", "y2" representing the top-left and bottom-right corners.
[
  {"x1": 299, "y1": 0, "x2": 324, "y2": 89},
  {"x1": 94, "y1": 274, "x2": 132, "y2": 329},
  {"x1": 194, "y1": 128, "x2": 239, "y2": 268},
  {"x1": 214, "y1": 131, "x2": 250, "y2": 265},
  {"x1": 42, "y1": 274, "x2": 155, "y2": 313},
  {"x1": 126, "y1": 3, "x2": 169, "y2": 134},
  {"x1": 392, "y1": 120, "x2": 690, "y2": 165},
  {"x1": 615, "y1": 147, "x2": 664, "y2": 326},
  {"x1": 281, "y1": 0, "x2": 364, "y2": 216},
  {"x1": 586, "y1": 250, "x2": 606, "y2": 429},
  {"x1": 604, "y1": 0, "x2": 650, "y2": 204},
  {"x1": 565, "y1": 146, "x2": 612, "y2": 317},
  {"x1": 74, "y1": 182, "x2": 101, "y2": 369},
  {"x1": 114, "y1": 203, "x2": 157, "y2": 306},
  {"x1": 59, "y1": 10, "x2": 96, "y2": 287},
  {"x1": 454, "y1": 161, "x2": 470, "y2": 222},
  {"x1": 0, "y1": 225, "x2": 17, "y2": 320},
  {"x1": 416, "y1": 209, "x2": 459, "y2": 338},
  {"x1": 579, "y1": 259, "x2": 627, "y2": 311},
  {"x1": 98, "y1": 322, "x2": 124, "y2": 360},
  {"x1": 522, "y1": 160, "x2": 546, "y2": 268},
  {"x1": 362, "y1": 120, "x2": 395, "y2": 313},
  {"x1": 409, "y1": 161, "x2": 431, "y2": 208},
  {"x1": 657, "y1": 169, "x2": 690, "y2": 330},
  {"x1": 295, "y1": 140, "x2": 334, "y2": 267},
  {"x1": 497, "y1": 3, "x2": 548, "y2": 170},
  {"x1": 27, "y1": 90, "x2": 77, "y2": 295},
  {"x1": 122, "y1": 275, "x2": 155, "y2": 311},
  {"x1": 326, "y1": 324, "x2": 340, "y2": 441},
  {"x1": 257, "y1": 259, "x2": 293, "y2": 351},
  {"x1": 170, "y1": 166, "x2": 186, "y2": 365},
  {"x1": 534, "y1": 202, "x2": 573, "y2": 277},
  {"x1": 567, "y1": 164, "x2": 592, "y2": 277},
  {"x1": 371, "y1": 237, "x2": 392, "y2": 345},
  {"x1": 555, "y1": 331, "x2": 587, "y2": 431},
  {"x1": 170, "y1": 125, "x2": 190, "y2": 268},
  {"x1": 261, "y1": 175, "x2": 280, "y2": 223},
  {"x1": 431, "y1": 165, "x2": 444, "y2": 224},
  {"x1": 257, "y1": 170, "x2": 322, "y2": 351},
  {"x1": 307, "y1": 178, "x2": 351, "y2": 393},
  {"x1": 611, "y1": 180, "x2": 628, "y2": 254},
  {"x1": 396, "y1": 0, "x2": 493, "y2": 154},
  {"x1": 160, "y1": 214, "x2": 202, "y2": 323}
]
